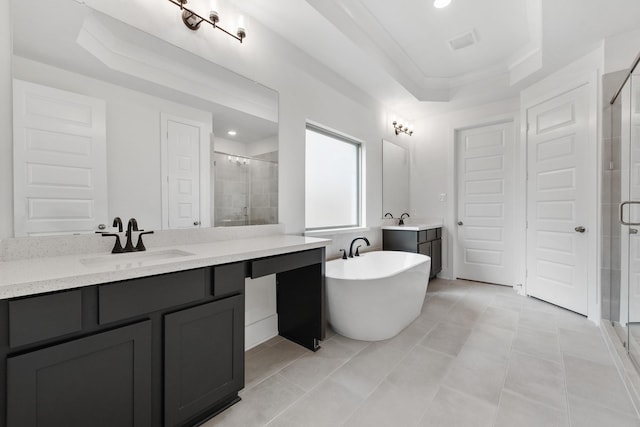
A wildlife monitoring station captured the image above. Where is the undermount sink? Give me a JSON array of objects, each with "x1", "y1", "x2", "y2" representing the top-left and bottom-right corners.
[{"x1": 80, "y1": 249, "x2": 195, "y2": 269}]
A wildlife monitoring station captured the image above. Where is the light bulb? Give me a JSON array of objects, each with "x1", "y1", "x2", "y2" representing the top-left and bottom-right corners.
[{"x1": 434, "y1": 0, "x2": 452, "y2": 8}]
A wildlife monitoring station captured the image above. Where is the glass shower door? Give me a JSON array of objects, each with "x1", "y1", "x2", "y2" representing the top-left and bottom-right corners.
[{"x1": 622, "y1": 69, "x2": 640, "y2": 366}]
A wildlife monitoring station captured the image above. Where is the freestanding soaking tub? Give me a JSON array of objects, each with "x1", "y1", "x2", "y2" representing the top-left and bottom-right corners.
[{"x1": 325, "y1": 251, "x2": 430, "y2": 341}]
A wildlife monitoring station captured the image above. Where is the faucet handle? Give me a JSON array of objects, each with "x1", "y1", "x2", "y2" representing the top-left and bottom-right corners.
[
  {"x1": 101, "y1": 233, "x2": 124, "y2": 254},
  {"x1": 135, "y1": 231, "x2": 154, "y2": 251},
  {"x1": 339, "y1": 249, "x2": 348, "y2": 260},
  {"x1": 355, "y1": 245, "x2": 362, "y2": 257}
]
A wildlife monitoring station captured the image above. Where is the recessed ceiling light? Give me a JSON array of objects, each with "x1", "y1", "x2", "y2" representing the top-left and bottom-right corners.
[
  {"x1": 434, "y1": 0, "x2": 452, "y2": 8},
  {"x1": 227, "y1": 130, "x2": 237, "y2": 136}
]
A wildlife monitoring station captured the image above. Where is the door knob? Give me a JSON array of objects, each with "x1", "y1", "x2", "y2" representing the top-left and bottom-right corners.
[
  {"x1": 193, "y1": 220, "x2": 201, "y2": 226},
  {"x1": 457, "y1": 221, "x2": 464, "y2": 226},
  {"x1": 97, "y1": 224, "x2": 106, "y2": 230},
  {"x1": 574, "y1": 226, "x2": 586, "y2": 233},
  {"x1": 631, "y1": 228, "x2": 638, "y2": 235}
]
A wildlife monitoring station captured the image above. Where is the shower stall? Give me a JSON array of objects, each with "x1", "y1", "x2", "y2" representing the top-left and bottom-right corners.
[
  {"x1": 603, "y1": 52, "x2": 640, "y2": 368},
  {"x1": 212, "y1": 151, "x2": 278, "y2": 227}
]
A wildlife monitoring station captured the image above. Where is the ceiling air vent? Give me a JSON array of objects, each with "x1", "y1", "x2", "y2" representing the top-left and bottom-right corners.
[{"x1": 447, "y1": 30, "x2": 478, "y2": 51}]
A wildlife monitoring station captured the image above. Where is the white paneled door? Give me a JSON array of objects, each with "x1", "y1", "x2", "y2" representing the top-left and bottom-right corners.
[
  {"x1": 456, "y1": 121, "x2": 515, "y2": 285},
  {"x1": 526, "y1": 85, "x2": 590, "y2": 315},
  {"x1": 161, "y1": 114, "x2": 210, "y2": 229},
  {"x1": 13, "y1": 79, "x2": 108, "y2": 236}
]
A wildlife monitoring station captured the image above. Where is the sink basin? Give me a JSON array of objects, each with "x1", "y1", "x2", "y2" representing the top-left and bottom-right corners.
[{"x1": 80, "y1": 249, "x2": 195, "y2": 269}]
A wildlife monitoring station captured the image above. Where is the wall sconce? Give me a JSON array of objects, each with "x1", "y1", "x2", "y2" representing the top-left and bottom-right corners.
[
  {"x1": 392, "y1": 121, "x2": 413, "y2": 136},
  {"x1": 168, "y1": 0, "x2": 246, "y2": 43}
]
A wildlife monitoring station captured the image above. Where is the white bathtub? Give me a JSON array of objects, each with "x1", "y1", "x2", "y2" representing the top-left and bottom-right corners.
[{"x1": 325, "y1": 251, "x2": 430, "y2": 341}]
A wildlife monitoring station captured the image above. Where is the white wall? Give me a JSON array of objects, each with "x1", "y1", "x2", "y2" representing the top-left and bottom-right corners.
[{"x1": 13, "y1": 56, "x2": 212, "y2": 231}]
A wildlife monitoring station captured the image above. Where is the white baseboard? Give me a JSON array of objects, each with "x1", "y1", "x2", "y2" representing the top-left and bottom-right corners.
[{"x1": 245, "y1": 314, "x2": 278, "y2": 350}]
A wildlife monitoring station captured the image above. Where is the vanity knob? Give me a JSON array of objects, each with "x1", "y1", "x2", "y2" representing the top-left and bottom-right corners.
[
  {"x1": 98, "y1": 223, "x2": 106, "y2": 230},
  {"x1": 193, "y1": 220, "x2": 201, "y2": 226},
  {"x1": 457, "y1": 221, "x2": 464, "y2": 226}
]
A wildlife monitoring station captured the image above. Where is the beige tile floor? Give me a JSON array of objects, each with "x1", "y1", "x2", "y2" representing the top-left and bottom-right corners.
[{"x1": 205, "y1": 279, "x2": 640, "y2": 427}]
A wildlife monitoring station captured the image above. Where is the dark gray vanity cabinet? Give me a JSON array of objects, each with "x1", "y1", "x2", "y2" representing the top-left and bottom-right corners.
[
  {"x1": 383, "y1": 228, "x2": 443, "y2": 278},
  {"x1": 1, "y1": 265, "x2": 245, "y2": 427},
  {"x1": 0, "y1": 247, "x2": 326, "y2": 427}
]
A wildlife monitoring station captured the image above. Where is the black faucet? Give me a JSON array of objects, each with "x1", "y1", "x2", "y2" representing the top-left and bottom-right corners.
[
  {"x1": 399, "y1": 212, "x2": 410, "y2": 226},
  {"x1": 124, "y1": 218, "x2": 139, "y2": 252},
  {"x1": 339, "y1": 249, "x2": 348, "y2": 260},
  {"x1": 112, "y1": 217, "x2": 123, "y2": 232},
  {"x1": 384, "y1": 212, "x2": 394, "y2": 219},
  {"x1": 349, "y1": 237, "x2": 370, "y2": 258}
]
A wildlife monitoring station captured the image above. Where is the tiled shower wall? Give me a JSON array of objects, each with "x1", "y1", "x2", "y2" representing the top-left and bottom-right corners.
[{"x1": 213, "y1": 152, "x2": 278, "y2": 227}]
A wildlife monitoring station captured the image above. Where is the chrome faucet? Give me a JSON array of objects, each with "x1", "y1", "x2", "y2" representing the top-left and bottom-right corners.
[
  {"x1": 399, "y1": 212, "x2": 410, "y2": 226},
  {"x1": 349, "y1": 237, "x2": 370, "y2": 258}
]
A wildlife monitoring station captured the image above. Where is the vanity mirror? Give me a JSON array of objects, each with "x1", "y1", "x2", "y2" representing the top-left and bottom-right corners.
[
  {"x1": 10, "y1": 0, "x2": 278, "y2": 236},
  {"x1": 382, "y1": 139, "x2": 410, "y2": 218}
]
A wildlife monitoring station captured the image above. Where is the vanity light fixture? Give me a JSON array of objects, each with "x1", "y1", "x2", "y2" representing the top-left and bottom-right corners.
[
  {"x1": 227, "y1": 130, "x2": 237, "y2": 136},
  {"x1": 433, "y1": 0, "x2": 452, "y2": 8},
  {"x1": 392, "y1": 121, "x2": 413, "y2": 136},
  {"x1": 168, "y1": 0, "x2": 246, "y2": 43}
]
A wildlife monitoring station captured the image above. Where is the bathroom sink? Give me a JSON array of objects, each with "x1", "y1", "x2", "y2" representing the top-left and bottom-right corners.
[{"x1": 80, "y1": 249, "x2": 195, "y2": 269}]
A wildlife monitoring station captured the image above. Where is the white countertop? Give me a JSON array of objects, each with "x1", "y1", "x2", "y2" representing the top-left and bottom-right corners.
[
  {"x1": 381, "y1": 222, "x2": 443, "y2": 231},
  {"x1": 0, "y1": 235, "x2": 330, "y2": 300}
]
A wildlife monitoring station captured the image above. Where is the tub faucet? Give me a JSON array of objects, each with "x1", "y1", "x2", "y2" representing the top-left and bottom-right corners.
[
  {"x1": 339, "y1": 249, "x2": 348, "y2": 260},
  {"x1": 399, "y1": 212, "x2": 410, "y2": 226},
  {"x1": 349, "y1": 237, "x2": 370, "y2": 258}
]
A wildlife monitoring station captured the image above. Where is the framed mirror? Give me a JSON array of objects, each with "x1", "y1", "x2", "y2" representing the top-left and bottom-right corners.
[
  {"x1": 11, "y1": 0, "x2": 278, "y2": 236},
  {"x1": 382, "y1": 139, "x2": 410, "y2": 217}
]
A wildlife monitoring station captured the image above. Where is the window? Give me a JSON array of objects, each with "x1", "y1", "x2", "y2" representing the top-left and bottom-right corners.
[{"x1": 305, "y1": 124, "x2": 361, "y2": 230}]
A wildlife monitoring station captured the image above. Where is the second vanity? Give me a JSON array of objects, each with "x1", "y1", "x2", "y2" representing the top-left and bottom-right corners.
[
  {"x1": 0, "y1": 230, "x2": 330, "y2": 427},
  {"x1": 382, "y1": 222, "x2": 443, "y2": 278}
]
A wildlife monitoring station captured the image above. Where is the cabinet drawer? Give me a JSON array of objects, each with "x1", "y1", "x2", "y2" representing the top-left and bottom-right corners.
[
  {"x1": 98, "y1": 269, "x2": 207, "y2": 324},
  {"x1": 436, "y1": 227, "x2": 442, "y2": 239},
  {"x1": 9, "y1": 290, "x2": 82, "y2": 348},
  {"x1": 417, "y1": 230, "x2": 427, "y2": 242},
  {"x1": 426, "y1": 228, "x2": 437, "y2": 241},
  {"x1": 213, "y1": 262, "x2": 245, "y2": 296},
  {"x1": 251, "y1": 249, "x2": 323, "y2": 278}
]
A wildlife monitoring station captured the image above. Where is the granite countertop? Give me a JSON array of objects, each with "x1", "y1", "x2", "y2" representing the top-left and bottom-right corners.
[
  {"x1": 0, "y1": 235, "x2": 330, "y2": 300},
  {"x1": 381, "y1": 221, "x2": 443, "y2": 231}
]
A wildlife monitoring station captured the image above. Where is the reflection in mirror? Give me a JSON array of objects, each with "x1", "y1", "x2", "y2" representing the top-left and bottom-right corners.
[
  {"x1": 382, "y1": 140, "x2": 410, "y2": 218},
  {"x1": 11, "y1": 0, "x2": 278, "y2": 236}
]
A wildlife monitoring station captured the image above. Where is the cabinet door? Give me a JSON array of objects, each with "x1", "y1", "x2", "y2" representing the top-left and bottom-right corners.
[
  {"x1": 7, "y1": 321, "x2": 152, "y2": 427},
  {"x1": 418, "y1": 241, "x2": 431, "y2": 257},
  {"x1": 164, "y1": 295, "x2": 244, "y2": 427}
]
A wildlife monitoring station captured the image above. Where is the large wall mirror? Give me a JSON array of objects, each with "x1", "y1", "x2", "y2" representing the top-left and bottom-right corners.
[
  {"x1": 382, "y1": 140, "x2": 410, "y2": 217},
  {"x1": 11, "y1": 0, "x2": 278, "y2": 236}
]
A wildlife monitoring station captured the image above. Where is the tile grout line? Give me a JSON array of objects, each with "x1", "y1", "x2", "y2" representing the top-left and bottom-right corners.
[
  {"x1": 490, "y1": 307, "x2": 518, "y2": 427},
  {"x1": 263, "y1": 338, "x2": 374, "y2": 427}
]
